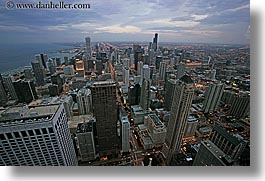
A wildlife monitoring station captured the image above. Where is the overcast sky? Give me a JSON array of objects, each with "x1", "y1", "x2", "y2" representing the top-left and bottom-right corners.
[{"x1": 0, "y1": 0, "x2": 250, "y2": 44}]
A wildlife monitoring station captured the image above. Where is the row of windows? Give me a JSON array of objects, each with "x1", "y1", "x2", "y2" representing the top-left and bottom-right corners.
[{"x1": 0, "y1": 128, "x2": 54, "y2": 140}]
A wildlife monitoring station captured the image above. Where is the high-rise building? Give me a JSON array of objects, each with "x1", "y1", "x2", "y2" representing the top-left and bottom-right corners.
[
  {"x1": 51, "y1": 73, "x2": 63, "y2": 93},
  {"x1": 46, "y1": 59, "x2": 56, "y2": 74},
  {"x1": 123, "y1": 67, "x2": 130, "y2": 91},
  {"x1": 24, "y1": 66, "x2": 34, "y2": 80},
  {"x1": 152, "y1": 33, "x2": 158, "y2": 51},
  {"x1": 2, "y1": 75, "x2": 18, "y2": 100},
  {"x1": 31, "y1": 60, "x2": 46, "y2": 86},
  {"x1": 193, "y1": 140, "x2": 234, "y2": 166},
  {"x1": 137, "y1": 61, "x2": 143, "y2": 76},
  {"x1": 35, "y1": 54, "x2": 48, "y2": 69},
  {"x1": 229, "y1": 92, "x2": 250, "y2": 119},
  {"x1": 141, "y1": 64, "x2": 150, "y2": 84},
  {"x1": 76, "y1": 120, "x2": 97, "y2": 161},
  {"x1": 164, "y1": 79, "x2": 177, "y2": 111},
  {"x1": 162, "y1": 75, "x2": 195, "y2": 165},
  {"x1": 63, "y1": 65, "x2": 75, "y2": 76},
  {"x1": 0, "y1": 104, "x2": 78, "y2": 166},
  {"x1": 134, "y1": 47, "x2": 143, "y2": 72},
  {"x1": 85, "y1": 36, "x2": 92, "y2": 57},
  {"x1": 77, "y1": 88, "x2": 92, "y2": 115},
  {"x1": 177, "y1": 62, "x2": 186, "y2": 79},
  {"x1": 158, "y1": 61, "x2": 167, "y2": 81},
  {"x1": 203, "y1": 82, "x2": 224, "y2": 113},
  {"x1": 144, "y1": 114, "x2": 167, "y2": 145},
  {"x1": 75, "y1": 60, "x2": 85, "y2": 78},
  {"x1": 13, "y1": 79, "x2": 37, "y2": 103},
  {"x1": 128, "y1": 83, "x2": 141, "y2": 105},
  {"x1": 140, "y1": 79, "x2": 151, "y2": 111},
  {"x1": 0, "y1": 79, "x2": 7, "y2": 106},
  {"x1": 121, "y1": 117, "x2": 130, "y2": 153},
  {"x1": 209, "y1": 125, "x2": 247, "y2": 160},
  {"x1": 91, "y1": 81, "x2": 120, "y2": 157}
]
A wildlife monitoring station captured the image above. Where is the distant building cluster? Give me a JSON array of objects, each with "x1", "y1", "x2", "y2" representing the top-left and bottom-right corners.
[{"x1": 0, "y1": 34, "x2": 250, "y2": 166}]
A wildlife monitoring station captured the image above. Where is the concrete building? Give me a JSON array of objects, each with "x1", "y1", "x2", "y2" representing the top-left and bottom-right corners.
[
  {"x1": 177, "y1": 62, "x2": 186, "y2": 79},
  {"x1": 193, "y1": 140, "x2": 234, "y2": 166},
  {"x1": 140, "y1": 79, "x2": 151, "y2": 111},
  {"x1": 0, "y1": 104, "x2": 78, "y2": 166},
  {"x1": 76, "y1": 120, "x2": 97, "y2": 161},
  {"x1": 209, "y1": 125, "x2": 247, "y2": 160},
  {"x1": 77, "y1": 88, "x2": 92, "y2": 115},
  {"x1": 85, "y1": 36, "x2": 92, "y2": 57},
  {"x1": 121, "y1": 117, "x2": 130, "y2": 153},
  {"x1": 91, "y1": 81, "x2": 120, "y2": 157},
  {"x1": 203, "y1": 82, "x2": 224, "y2": 113},
  {"x1": 158, "y1": 61, "x2": 167, "y2": 81},
  {"x1": 31, "y1": 60, "x2": 46, "y2": 86},
  {"x1": 13, "y1": 79, "x2": 37, "y2": 104},
  {"x1": 184, "y1": 115, "x2": 198, "y2": 138},
  {"x1": 162, "y1": 75, "x2": 195, "y2": 165},
  {"x1": 2, "y1": 75, "x2": 18, "y2": 100},
  {"x1": 63, "y1": 65, "x2": 75, "y2": 76},
  {"x1": 229, "y1": 92, "x2": 250, "y2": 119},
  {"x1": 144, "y1": 114, "x2": 166, "y2": 145}
]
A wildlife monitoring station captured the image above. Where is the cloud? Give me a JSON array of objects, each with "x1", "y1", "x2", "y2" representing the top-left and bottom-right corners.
[
  {"x1": 95, "y1": 25, "x2": 141, "y2": 34},
  {"x1": 142, "y1": 18, "x2": 200, "y2": 28}
]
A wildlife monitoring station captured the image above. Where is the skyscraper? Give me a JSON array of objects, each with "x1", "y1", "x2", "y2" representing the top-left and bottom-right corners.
[
  {"x1": 31, "y1": 60, "x2": 46, "y2": 86},
  {"x1": 0, "y1": 79, "x2": 7, "y2": 106},
  {"x1": 158, "y1": 61, "x2": 167, "y2": 81},
  {"x1": 85, "y1": 36, "x2": 92, "y2": 57},
  {"x1": 0, "y1": 104, "x2": 78, "y2": 166},
  {"x1": 141, "y1": 64, "x2": 151, "y2": 83},
  {"x1": 134, "y1": 47, "x2": 143, "y2": 72},
  {"x1": 203, "y1": 82, "x2": 224, "y2": 113},
  {"x1": 177, "y1": 62, "x2": 186, "y2": 79},
  {"x1": 123, "y1": 67, "x2": 130, "y2": 91},
  {"x1": 152, "y1": 33, "x2": 158, "y2": 51},
  {"x1": 77, "y1": 88, "x2": 92, "y2": 115},
  {"x1": 76, "y1": 120, "x2": 97, "y2": 161},
  {"x1": 91, "y1": 81, "x2": 120, "y2": 157},
  {"x1": 162, "y1": 75, "x2": 195, "y2": 165},
  {"x1": 164, "y1": 79, "x2": 177, "y2": 111},
  {"x1": 13, "y1": 79, "x2": 37, "y2": 103},
  {"x1": 2, "y1": 75, "x2": 18, "y2": 100},
  {"x1": 229, "y1": 92, "x2": 250, "y2": 119},
  {"x1": 121, "y1": 117, "x2": 130, "y2": 153},
  {"x1": 35, "y1": 54, "x2": 48, "y2": 69},
  {"x1": 140, "y1": 79, "x2": 151, "y2": 111}
]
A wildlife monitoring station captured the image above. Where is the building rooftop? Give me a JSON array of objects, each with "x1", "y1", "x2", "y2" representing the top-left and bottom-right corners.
[
  {"x1": 180, "y1": 74, "x2": 194, "y2": 84},
  {"x1": 148, "y1": 114, "x2": 163, "y2": 127},
  {"x1": 213, "y1": 125, "x2": 242, "y2": 146},
  {"x1": 76, "y1": 122, "x2": 93, "y2": 133}
]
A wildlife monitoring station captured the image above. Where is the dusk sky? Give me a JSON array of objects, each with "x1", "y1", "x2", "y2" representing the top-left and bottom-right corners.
[{"x1": 0, "y1": 0, "x2": 250, "y2": 44}]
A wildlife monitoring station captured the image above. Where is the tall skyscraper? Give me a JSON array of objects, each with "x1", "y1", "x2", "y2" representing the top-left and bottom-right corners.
[
  {"x1": 203, "y1": 82, "x2": 224, "y2": 113},
  {"x1": 121, "y1": 117, "x2": 130, "y2": 153},
  {"x1": 141, "y1": 64, "x2": 150, "y2": 83},
  {"x1": 2, "y1": 75, "x2": 18, "y2": 100},
  {"x1": 0, "y1": 104, "x2": 78, "y2": 166},
  {"x1": 158, "y1": 61, "x2": 167, "y2": 81},
  {"x1": 229, "y1": 92, "x2": 250, "y2": 119},
  {"x1": 35, "y1": 54, "x2": 48, "y2": 69},
  {"x1": 77, "y1": 88, "x2": 92, "y2": 115},
  {"x1": 134, "y1": 47, "x2": 143, "y2": 72},
  {"x1": 76, "y1": 120, "x2": 97, "y2": 161},
  {"x1": 123, "y1": 67, "x2": 130, "y2": 91},
  {"x1": 31, "y1": 60, "x2": 46, "y2": 86},
  {"x1": 152, "y1": 33, "x2": 158, "y2": 51},
  {"x1": 24, "y1": 66, "x2": 34, "y2": 80},
  {"x1": 85, "y1": 36, "x2": 92, "y2": 57},
  {"x1": 177, "y1": 62, "x2": 186, "y2": 79},
  {"x1": 209, "y1": 125, "x2": 247, "y2": 160},
  {"x1": 91, "y1": 81, "x2": 120, "y2": 157},
  {"x1": 164, "y1": 79, "x2": 177, "y2": 111},
  {"x1": 0, "y1": 79, "x2": 7, "y2": 106},
  {"x1": 162, "y1": 75, "x2": 195, "y2": 165},
  {"x1": 13, "y1": 79, "x2": 37, "y2": 103},
  {"x1": 140, "y1": 79, "x2": 151, "y2": 111},
  {"x1": 193, "y1": 140, "x2": 233, "y2": 166}
]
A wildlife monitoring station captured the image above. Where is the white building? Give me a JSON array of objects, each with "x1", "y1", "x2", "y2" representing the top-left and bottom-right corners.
[
  {"x1": 0, "y1": 104, "x2": 78, "y2": 166},
  {"x1": 121, "y1": 117, "x2": 130, "y2": 153},
  {"x1": 77, "y1": 88, "x2": 92, "y2": 115}
]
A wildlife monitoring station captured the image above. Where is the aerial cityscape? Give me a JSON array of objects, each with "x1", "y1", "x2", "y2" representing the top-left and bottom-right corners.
[{"x1": 0, "y1": 0, "x2": 250, "y2": 166}]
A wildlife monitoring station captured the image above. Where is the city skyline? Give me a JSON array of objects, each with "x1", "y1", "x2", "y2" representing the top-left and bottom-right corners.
[{"x1": 0, "y1": 0, "x2": 249, "y2": 44}]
